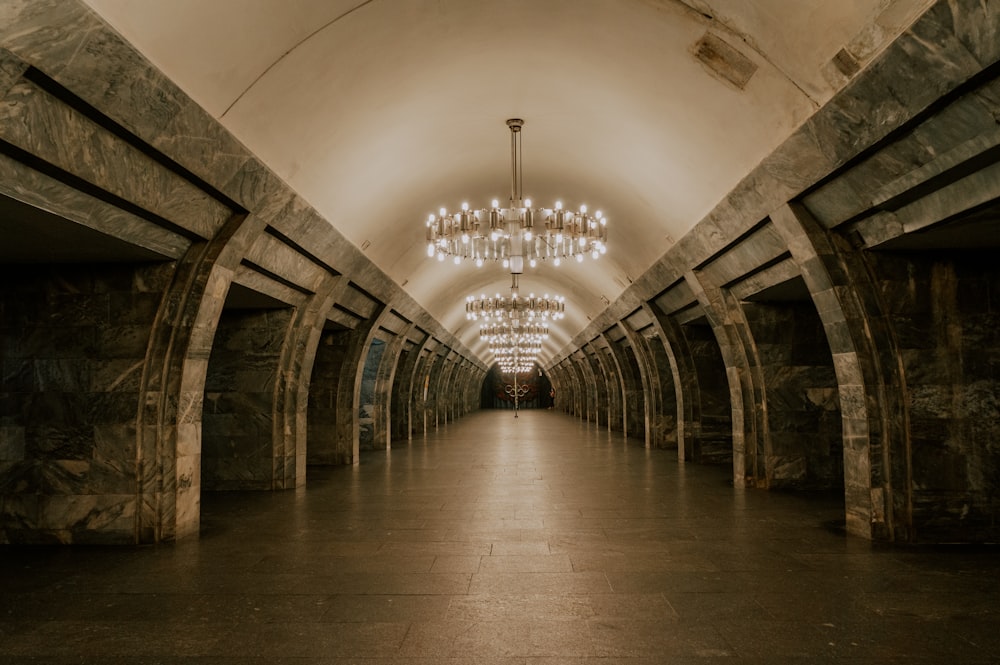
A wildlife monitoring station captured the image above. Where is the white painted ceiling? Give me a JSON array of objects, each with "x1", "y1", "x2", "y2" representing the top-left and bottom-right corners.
[{"x1": 81, "y1": 0, "x2": 930, "y2": 362}]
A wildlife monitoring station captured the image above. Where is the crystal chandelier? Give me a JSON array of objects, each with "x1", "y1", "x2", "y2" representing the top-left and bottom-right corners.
[
  {"x1": 425, "y1": 119, "x2": 608, "y2": 271},
  {"x1": 479, "y1": 321, "x2": 549, "y2": 346},
  {"x1": 465, "y1": 277, "x2": 565, "y2": 323},
  {"x1": 492, "y1": 343, "x2": 540, "y2": 374}
]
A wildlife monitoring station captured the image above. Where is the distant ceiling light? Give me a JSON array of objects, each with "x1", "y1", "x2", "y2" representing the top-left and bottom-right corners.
[
  {"x1": 424, "y1": 119, "x2": 608, "y2": 274},
  {"x1": 465, "y1": 276, "x2": 565, "y2": 323}
]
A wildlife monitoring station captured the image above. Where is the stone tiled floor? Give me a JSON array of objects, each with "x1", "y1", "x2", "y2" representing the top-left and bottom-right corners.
[{"x1": 1, "y1": 409, "x2": 998, "y2": 663}]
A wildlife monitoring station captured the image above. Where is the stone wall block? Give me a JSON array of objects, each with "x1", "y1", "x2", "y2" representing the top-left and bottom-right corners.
[
  {"x1": 175, "y1": 453, "x2": 199, "y2": 492},
  {"x1": 842, "y1": 135, "x2": 935, "y2": 198},
  {"x1": 768, "y1": 455, "x2": 808, "y2": 484},
  {"x1": 176, "y1": 422, "x2": 200, "y2": 459},
  {"x1": 222, "y1": 158, "x2": 290, "y2": 215},
  {"x1": 90, "y1": 358, "x2": 144, "y2": 393},
  {"x1": 38, "y1": 493, "x2": 134, "y2": 538},
  {"x1": 0, "y1": 47, "x2": 28, "y2": 97},
  {"x1": 760, "y1": 129, "x2": 838, "y2": 193},
  {"x1": 108, "y1": 291, "x2": 165, "y2": 326},
  {"x1": 2, "y1": 358, "x2": 33, "y2": 392},
  {"x1": 0, "y1": 493, "x2": 39, "y2": 543},
  {"x1": 174, "y1": 486, "x2": 199, "y2": 539},
  {"x1": 33, "y1": 358, "x2": 90, "y2": 392},
  {"x1": 178, "y1": 358, "x2": 209, "y2": 397},
  {"x1": 837, "y1": 384, "x2": 868, "y2": 422},
  {"x1": 801, "y1": 177, "x2": 867, "y2": 228},
  {"x1": 919, "y1": 0, "x2": 1000, "y2": 69},
  {"x1": 0, "y1": 2, "x2": 96, "y2": 81},
  {"x1": 0, "y1": 426, "x2": 27, "y2": 462},
  {"x1": 93, "y1": 419, "x2": 135, "y2": 466},
  {"x1": 974, "y1": 77, "x2": 1000, "y2": 121},
  {"x1": 156, "y1": 106, "x2": 253, "y2": 202},
  {"x1": 95, "y1": 324, "x2": 153, "y2": 360}
]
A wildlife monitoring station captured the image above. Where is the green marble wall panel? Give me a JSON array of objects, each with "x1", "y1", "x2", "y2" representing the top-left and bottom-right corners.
[{"x1": 0, "y1": 262, "x2": 173, "y2": 543}]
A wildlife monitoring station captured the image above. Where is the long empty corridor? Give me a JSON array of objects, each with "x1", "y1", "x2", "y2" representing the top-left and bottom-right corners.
[{"x1": 1, "y1": 410, "x2": 998, "y2": 663}]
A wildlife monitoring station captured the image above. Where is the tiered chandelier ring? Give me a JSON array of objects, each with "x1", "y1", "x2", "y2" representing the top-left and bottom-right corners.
[
  {"x1": 478, "y1": 322, "x2": 549, "y2": 346},
  {"x1": 426, "y1": 119, "x2": 607, "y2": 271},
  {"x1": 465, "y1": 290, "x2": 565, "y2": 322}
]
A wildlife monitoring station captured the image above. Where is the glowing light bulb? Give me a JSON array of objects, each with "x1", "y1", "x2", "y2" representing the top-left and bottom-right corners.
[
  {"x1": 529, "y1": 259, "x2": 537, "y2": 268},
  {"x1": 555, "y1": 233, "x2": 563, "y2": 244},
  {"x1": 475, "y1": 258, "x2": 484, "y2": 267},
  {"x1": 579, "y1": 237, "x2": 586, "y2": 247},
  {"x1": 524, "y1": 198, "x2": 532, "y2": 207},
  {"x1": 524, "y1": 231, "x2": 532, "y2": 241},
  {"x1": 555, "y1": 201, "x2": 563, "y2": 210},
  {"x1": 436, "y1": 252, "x2": 444, "y2": 262},
  {"x1": 439, "y1": 207, "x2": 447, "y2": 217},
  {"x1": 453, "y1": 256, "x2": 461, "y2": 265},
  {"x1": 491, "y1": 199, "x2": 500, "y2": 208},
  {"x1": 502, "y1": 259, "x2": 509, "y2": 269},
  {"x1": 554, "y1": 257, "x2": 561, "y2": 266},
  {"x1": 592, "y1": 250, "x2": 599, "y2": 259},
  {"x1": 596, "y1": 210, "x2": 603, "y2": 219},
  {"x1": 576, "y1": 254, "x2": 584, "y2": 263},
  {"x1": 580, "y1": 204, "x2": 587, "y2": 213},
  {"x1": 461, "y1": 233, "x2": 469, "y2": 243},
  {"x1": 426, "y1": 243, "x2": 435, "y2": 257},
  {"x1": 461, "y1": 202, "x2": 469, "y2": 211}
]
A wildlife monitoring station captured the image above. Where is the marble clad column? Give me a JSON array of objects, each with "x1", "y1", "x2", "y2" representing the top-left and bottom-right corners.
[
  {"x1": 602, "y1": 332, "x2": 644, "y2": 441},
  {"x1": 684, "y1": 270, "x2": 767, "y2": 488},
  {"x1": 435, "y1": 352, "x2": 458, "y2": 426},
  {"x1": 457, "y1": 361, "x2": 480, "y2": 417},
  {"x1": 643, "y1": 302, "x2": 701, "y2": 462},
  {"x1": 581, "y1": 350, "x2": 602, "y2": 424},
  {"x1": 617, "y1": 321, "x2": 666, "y2": 449},
  {"x1": 334, "y1": 305, "x2": 387, "y2": 464},
  {"x1": 564, "y1": 359, "x2": 585, "y2": 419},
  {"x1": 272, "y1": 275, "x2": 347, "y2": 487},
  {"x1": 571, "y1": 351, "x2": 596, "y2": 423},
  {"x1": 135, "y1": 214, "x2": 261, "y2": 544},
  {"x1": 370, "y1": 323, "x2": 413, "y2": 450},
  {"x1": 458, "y1": 362, "x2": 473, "y2": 416},
  {"x1": 307, "y1": 304, "x2": 387, "y2": 465},
  {"x1": 588, "y1": 341, "x2": 623, "y2": 432},
  {"x1": 414, "y1": 349, "x2": 439, "y2": 435},
  {"x1": 356, "y1": 337, "x2": 386, "y2": 451},
  {"x1": 770, "y1": 202, "x2": 900, "y2": 540},
  {"x1": 642, "y1": 325, "x2": 679, "y2": 451},
  {"x1": 391, "y1": 333, "x2": 431, "y2": 441},
  {"x1": 581, "y1": 346, "x2": 609, "y2": 428},
  {"x1": 425, "y1": 349, "x2": 450, "y2": 429},
  {"x1": 549, "y1": 363, "x2": 570, "y2": 415}
]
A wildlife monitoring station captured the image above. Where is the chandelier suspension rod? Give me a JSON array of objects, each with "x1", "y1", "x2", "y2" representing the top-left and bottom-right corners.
[{"x1": 508, "y1": 118, "x2": 523, "y2": 204}]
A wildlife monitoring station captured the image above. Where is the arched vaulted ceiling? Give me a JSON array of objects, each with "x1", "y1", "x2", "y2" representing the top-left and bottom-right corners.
[{"x1": 81, "y1": 0, "x2": 932, "y2": 364}]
